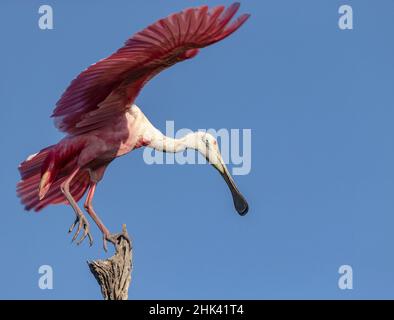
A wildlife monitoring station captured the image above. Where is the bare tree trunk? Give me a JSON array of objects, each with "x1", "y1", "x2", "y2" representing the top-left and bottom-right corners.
[{"x1": 87, "y1": 224, "x2": 132, "y2": 300}]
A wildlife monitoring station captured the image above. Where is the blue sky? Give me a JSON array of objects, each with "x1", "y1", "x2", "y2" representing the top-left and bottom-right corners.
[{"x1": 1, "y1": 0, "x2": 394, "y2": 299}]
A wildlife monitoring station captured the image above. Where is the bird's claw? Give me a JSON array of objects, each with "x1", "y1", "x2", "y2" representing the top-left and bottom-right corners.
[
  {"x1": 68, "y1": 215, "x2": 93, "y2": 247},
  {"x1": 103, "y1": 231, "x2": 131, "y2": 252}
]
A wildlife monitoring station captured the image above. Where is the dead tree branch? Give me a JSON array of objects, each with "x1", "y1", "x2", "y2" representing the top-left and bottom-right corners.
[{"x1": 87, "y1": 224, "x2": 132, "y2": 300}]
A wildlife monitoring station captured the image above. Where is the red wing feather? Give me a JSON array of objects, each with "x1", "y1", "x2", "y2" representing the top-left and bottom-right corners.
[
  {"x1": 52, "y1": 3, "x2": 250, "y2": 135},
  {"x1": 17, "y1": 147, "x2": 90, "y2": 212}
]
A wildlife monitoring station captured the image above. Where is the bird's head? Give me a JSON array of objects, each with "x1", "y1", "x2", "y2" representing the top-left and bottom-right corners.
[{"x1": 191, "y1": 132, "x2": 249, "y2": 215}]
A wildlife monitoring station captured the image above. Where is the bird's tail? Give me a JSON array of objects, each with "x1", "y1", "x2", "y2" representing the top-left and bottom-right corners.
[{"x1": 17, "y1": 144, "x2": 90, "y2": 212}]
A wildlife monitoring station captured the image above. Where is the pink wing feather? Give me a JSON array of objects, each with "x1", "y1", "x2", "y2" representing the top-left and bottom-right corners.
[{"x1": 52, "y1": 3, "x2": 250, "y2": 135}]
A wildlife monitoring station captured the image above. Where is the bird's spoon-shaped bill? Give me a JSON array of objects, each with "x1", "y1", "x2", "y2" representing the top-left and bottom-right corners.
[
  {"x1": 220, "y1": 164, "x2": 249, "y2": 215},
  {"x1": 209, "y1": 152, "x2": 249, "y2": 216}
]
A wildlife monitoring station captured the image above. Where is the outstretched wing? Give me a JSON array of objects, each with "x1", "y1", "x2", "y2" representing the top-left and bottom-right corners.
[{"x1": 52, "y1": 2, "x2": 250, "y2": 135}]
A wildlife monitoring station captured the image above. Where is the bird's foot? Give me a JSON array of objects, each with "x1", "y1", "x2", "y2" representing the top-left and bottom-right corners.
[
  {"x1": 103, "y1": 230, "x2": 131, "y2": 252},
  {"x1": 68, "y1": 214, "x2": 94, "y2": 246}
]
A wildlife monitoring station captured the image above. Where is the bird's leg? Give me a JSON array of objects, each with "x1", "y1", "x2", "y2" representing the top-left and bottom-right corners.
[
  {"x1": 61, "y1": 168, "x2": 93, "y2": 246},
  {"x1": 84, "y1": 182, "x2": 129, "y2": 251}
]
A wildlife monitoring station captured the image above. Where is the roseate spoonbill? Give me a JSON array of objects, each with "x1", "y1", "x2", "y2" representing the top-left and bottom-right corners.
[{"x1": 17, "y1": 3, "x2": 250, "y2": 250}]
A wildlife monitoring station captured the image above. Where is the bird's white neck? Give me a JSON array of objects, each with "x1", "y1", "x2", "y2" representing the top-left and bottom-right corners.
[
  {"x1": 130, "y1": 104, "x2": 204, "y2": 154},
  {"x1": 148, "y1": 127, "x2": 205, "y2": 154}
]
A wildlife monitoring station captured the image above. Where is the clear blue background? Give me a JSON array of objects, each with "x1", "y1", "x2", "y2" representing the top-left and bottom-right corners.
[{"x1": 1, "y1": 0, "x2": 394, "y2": 299}]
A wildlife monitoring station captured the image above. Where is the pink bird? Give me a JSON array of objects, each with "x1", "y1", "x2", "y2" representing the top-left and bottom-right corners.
[{"x1": 17, "y1": 3, "x2": 250, "y2": 250}]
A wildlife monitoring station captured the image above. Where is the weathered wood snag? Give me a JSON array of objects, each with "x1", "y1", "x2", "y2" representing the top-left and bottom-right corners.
[{"x1": 87, "y1": 224, "x2": 132, "y2": 300}]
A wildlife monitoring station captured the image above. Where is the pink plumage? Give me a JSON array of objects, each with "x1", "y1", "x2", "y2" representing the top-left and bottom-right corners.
[
  {"x1": 52, "y1": 2, "x2": 249, "y2": 135},
  {"x1": 17, "y1": 3, "x2": 250, "y2": 250}
]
